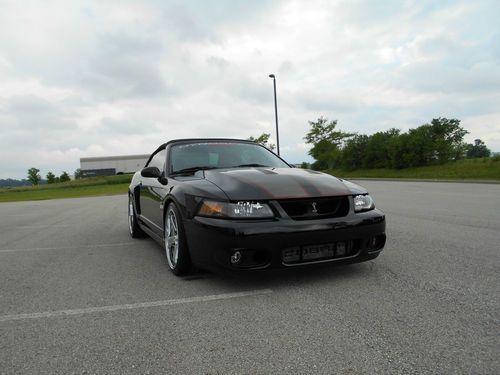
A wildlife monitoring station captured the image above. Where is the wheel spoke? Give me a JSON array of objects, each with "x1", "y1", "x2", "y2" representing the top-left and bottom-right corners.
[
  {"x1": 172, "y1": 240, "x2": 178, "y2": 262},
  {"x1": 128, "y1": 199, "x2": 134, "y2": 234},
  {"x1": 165, "y1": 208, "x2": 179, "y2": 269}
]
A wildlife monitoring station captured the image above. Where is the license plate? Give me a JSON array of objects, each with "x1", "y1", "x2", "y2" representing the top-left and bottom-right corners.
[{"x1": 302, "y1": 244, "x2": 334, "y2": 261}]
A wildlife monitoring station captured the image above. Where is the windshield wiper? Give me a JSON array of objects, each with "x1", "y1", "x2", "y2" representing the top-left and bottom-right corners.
[
  {"x1": 171, "y1": 166, "x2": 217, "y2": 175},
  {"x1": 233, "y1": 164, "x2": 270, "y2": 168}
]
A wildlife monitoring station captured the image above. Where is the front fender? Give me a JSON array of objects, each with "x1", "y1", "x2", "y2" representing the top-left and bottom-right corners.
[{"x1": 340, "y1": 179, "x2": 369, "y2": 195}]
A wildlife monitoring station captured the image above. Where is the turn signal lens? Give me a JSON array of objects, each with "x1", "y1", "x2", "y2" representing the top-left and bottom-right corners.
[{"x1": 198, "y1": 201, "x2": 226, "y2": 217}]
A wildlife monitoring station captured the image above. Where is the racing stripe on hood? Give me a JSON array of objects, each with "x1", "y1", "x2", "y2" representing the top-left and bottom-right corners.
[{"x1": 203, "y1": 168, "x2": 350, "y2": 201}]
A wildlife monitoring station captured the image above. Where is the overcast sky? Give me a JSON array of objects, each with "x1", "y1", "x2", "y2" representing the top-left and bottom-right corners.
[{"x1": 1, "y1": 0, "x2": 499, "y2": 179}]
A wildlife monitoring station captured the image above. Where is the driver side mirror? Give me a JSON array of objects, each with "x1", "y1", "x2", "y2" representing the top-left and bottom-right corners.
[
  {"x1": 141, "y1": 166, "x2": 168, "y2": 185},
  {"x1": 141, "y1": 166, "x2": 161, "y2": 178}
]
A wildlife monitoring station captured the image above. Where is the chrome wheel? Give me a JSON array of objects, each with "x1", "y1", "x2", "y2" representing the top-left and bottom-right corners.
[
  {"x1": 165, "y1": 207, "x2": 179, "y2": 269},
  {"x1": 128, "y1": 196, "x2": 134, "y2": 235}
]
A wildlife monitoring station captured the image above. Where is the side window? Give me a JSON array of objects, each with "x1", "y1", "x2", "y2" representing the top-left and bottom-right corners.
[{"x1": 148, "y1": 150, "x2": 166, "y2": 172}]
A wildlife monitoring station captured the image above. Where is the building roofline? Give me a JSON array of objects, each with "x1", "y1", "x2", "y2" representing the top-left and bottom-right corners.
[
  {"x1": 81, "y1": 139, "x2": 262, "y2": 165},
  {"x1": 80, "y1": 154, "x2": 150, "y2": 162}
]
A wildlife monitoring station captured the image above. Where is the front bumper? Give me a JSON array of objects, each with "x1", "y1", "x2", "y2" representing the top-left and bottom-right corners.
[{"x1": 183, "y1": 208, "x2": 386, "y2": 271}]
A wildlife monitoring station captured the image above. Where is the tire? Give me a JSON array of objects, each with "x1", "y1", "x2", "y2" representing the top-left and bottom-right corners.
[
  {"x1": 164, "y1": 202, "x2": 192, "y2": 275},
  {"x1": 128, "y1": 194, "x2": 145, "y2": 238}
]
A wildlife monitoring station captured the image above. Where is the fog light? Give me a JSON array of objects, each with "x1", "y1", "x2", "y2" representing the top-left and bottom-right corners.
[
  {"x1": 230, "y1": 250, "x2": 242, "y2": 264},
  {"x1": 369, "y1": 237, "x2": 378, "y2": 249},
  {"x1": 336, "y1": 242, "x2": 346, "y2": 257}
]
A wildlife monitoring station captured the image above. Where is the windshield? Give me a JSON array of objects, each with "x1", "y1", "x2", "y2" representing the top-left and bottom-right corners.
[{"x1": 170, "y1": 142, "x2": 289, "y2": 174}]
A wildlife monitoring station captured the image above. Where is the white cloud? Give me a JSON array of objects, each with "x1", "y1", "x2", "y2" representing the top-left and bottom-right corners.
[{"x1": 462, "y1": 112, "x2": 500, "y2": 149}]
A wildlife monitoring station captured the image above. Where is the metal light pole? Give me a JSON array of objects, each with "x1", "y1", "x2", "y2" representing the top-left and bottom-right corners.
[{"x1": 268, "y1": 74, "x2": 280, "y2": 156}]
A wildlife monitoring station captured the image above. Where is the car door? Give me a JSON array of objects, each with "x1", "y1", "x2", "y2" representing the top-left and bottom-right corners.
[{"x1": 139, "y1": 149, "x2": 167, "y2": 237}]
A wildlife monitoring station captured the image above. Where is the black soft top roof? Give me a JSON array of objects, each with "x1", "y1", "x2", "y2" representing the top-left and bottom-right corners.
[{"x1": 146, "y1": 138, "x2": 256, "y2": 165}]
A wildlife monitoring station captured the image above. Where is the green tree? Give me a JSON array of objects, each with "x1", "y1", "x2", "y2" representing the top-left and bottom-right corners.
[
  {"x1": 74, "y1": 168, "x2": 83, "y2": 179},
  {"x1": 248, "y1": 133, "x2": 276, "y2": 150},
  {"x1": 388, "y1": 118, "x2": 468, "y2": 169},
  {"x1": 363, "y1": 129, "x2": 401, "y2": 169},
  {"x1": 389, "y1": 126, "x2": 434, "y2": 168},
  {"x1": 304, "y1": 117, "x2": 354, "y2": 170},
  {"x1": 466, "y1": 139, "x2": 491, "y2": 158},
  {"x1": 300, "y1": 162, "x2": 310, "y2": 169},
  {"x1": 27, "y1": 168, "x2": 41, "y2": 186},
  {"x1": 341, "y1": 134, "x2": 369, "y2": 170},
  {"x1": 59, "y1": 171, "x2": 71, "y2": 183},
  {"x1": 428, "y1": 118, "x2": 468, "y2": 162},
  {"x1": 46, "y1": 171, "x2": 56, "y2": 184}
]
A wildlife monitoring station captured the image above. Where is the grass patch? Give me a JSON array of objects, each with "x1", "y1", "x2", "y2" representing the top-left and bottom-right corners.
[
  {"x1": 0, "y1": 175, "x2": 132, "y2": 203},
  {"x1": 328, "y1": 157, "x2": 500, "y2": 180}
]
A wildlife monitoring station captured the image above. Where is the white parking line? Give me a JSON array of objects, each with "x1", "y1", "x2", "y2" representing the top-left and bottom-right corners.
[
  {"x1": 17, "y1": 225, "x2": 76, "y2": 228},
  {"x1": 0, "y1": 289, "x2": 273, "y2": 322},
  {"x1": 0, "y1": 242, "x2": 137, "y2": 253},
  {"x1": 4, "y1": 214, "x2": 42, "y2": 217}
]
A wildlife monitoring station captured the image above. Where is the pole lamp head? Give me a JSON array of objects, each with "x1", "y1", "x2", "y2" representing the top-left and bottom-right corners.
[{"x1": 269, "y1": 74, "x2": 275, "y2": 79}]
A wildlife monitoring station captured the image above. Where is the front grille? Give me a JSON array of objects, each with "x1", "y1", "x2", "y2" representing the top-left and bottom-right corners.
[{"x1": 278, "y1": 196, "x2": 349, "y2": 220}]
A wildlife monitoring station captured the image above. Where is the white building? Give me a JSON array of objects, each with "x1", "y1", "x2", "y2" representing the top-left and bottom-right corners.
[{"x1": 80, "y1": 154, "x2": 149, "y2": 177}]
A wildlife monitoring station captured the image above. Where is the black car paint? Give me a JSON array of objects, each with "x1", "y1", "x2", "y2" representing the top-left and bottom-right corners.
[
  {"x1": 202, "y1": 167, "x2": 352, "y2": 200},
  {"x1": 129, "y1": 138, "x2": 385, "y2": 271}
]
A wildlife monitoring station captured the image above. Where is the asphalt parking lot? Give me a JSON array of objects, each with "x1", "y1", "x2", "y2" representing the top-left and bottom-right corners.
[{"x1": 0, "y1": 181, "x2": 499, "y2": 374}]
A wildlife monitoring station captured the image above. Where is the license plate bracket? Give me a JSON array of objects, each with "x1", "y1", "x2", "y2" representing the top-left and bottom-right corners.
[{"x1": 282, "y1": 241, "x2": 353, "y2": 264}]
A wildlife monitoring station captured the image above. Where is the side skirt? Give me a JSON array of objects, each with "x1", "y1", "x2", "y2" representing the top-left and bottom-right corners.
[{"x1": 137, "y1": 219, "x2": 164, "y2": 248}]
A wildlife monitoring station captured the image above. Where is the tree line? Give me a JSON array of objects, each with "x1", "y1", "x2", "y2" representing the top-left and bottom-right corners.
[
  {"x1": 303, "y1": 117, "x2": 491, "y2": 171},
  {"x1": 248, "y1": 117, "x2": 492, "y2": 171},
  {"x1": 26, "y1": 168, "x2": 73, "y2": 186}
]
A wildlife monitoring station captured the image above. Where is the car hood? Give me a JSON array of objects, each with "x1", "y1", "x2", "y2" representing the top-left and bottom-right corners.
[{"x1": 202, "y1": 167, "x2": 352, "y2": 201}]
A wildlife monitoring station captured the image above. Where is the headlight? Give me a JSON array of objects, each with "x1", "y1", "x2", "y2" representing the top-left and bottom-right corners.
[
  {"x1": 353, "y1": 194, "x2": 375, "y2": 212},
  {"x1": 197, "y1": 200, "x2": 274, "y2": 219}
]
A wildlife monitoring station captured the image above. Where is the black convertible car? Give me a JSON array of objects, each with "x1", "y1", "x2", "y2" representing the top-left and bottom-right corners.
[{"x1": 128, "y1": 138, "x2": 386, "y2": 275}]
